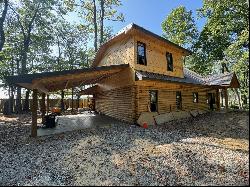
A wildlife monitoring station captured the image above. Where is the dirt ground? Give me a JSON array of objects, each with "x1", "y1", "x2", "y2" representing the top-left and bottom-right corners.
[{"x1": 0, "y1": 111, "x2": 249, "y2": 186}]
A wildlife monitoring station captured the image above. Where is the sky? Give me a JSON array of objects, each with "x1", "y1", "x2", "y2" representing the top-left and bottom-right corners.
[
  {"x1": 0, "y1": 0, "x2": 206, "y2": 99},
  {"x1": 106, "y1": 0, "x2": 206, "y2": 35}
]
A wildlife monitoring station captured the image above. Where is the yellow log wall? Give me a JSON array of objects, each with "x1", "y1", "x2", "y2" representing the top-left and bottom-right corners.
[
  {"x1": 95, "y1": 85, "x2": 136, "y2": 123},
  {"x1": 133, "y1": 34, "x2": 185, "y2": 78},
  {"x1": 135, "y1": 81, "x2": 217, "y2": 119},
  {"x1": 98, "y1": 37, "x2": 134, "y2": 67},
  {"x1": 97, "y1": 67, "x2": 135, "y2": 92}
]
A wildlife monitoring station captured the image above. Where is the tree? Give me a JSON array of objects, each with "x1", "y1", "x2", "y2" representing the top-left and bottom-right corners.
[
  {"x1": 79, "y1": 0, "x2": 124, "y2": 52},
  {"x1": 0, "y1": 0, "x2": 8, "y2": 51},
  {"x1": 161, "y1": 6, "x2": 198, "y2": 49},
  {"x1": 197, "y1": 0, "x2": 249, "y2": 108}
]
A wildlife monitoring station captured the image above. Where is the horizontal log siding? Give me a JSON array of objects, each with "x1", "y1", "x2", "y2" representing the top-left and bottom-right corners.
[
  {"x1": 136, "y1": 84, "x2": 216, "y2": 119},
  {"x1": 95, "y1": 85, "x2": 136, "y2": 123}
]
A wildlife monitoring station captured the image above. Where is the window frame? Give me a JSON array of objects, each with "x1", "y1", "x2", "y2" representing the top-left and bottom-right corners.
[
  {"x1": 137, "y1": 41, "x2": 147, "y2": 66},
  {"x1": 193, "y1": 92, "x2": 199, "y2": 103},
  {"x1": 149, "y1": 90, "x2": 158, "y2": 112},
  {"x1": 166, "y1": 52, "x2": 173, "y2": 72}
]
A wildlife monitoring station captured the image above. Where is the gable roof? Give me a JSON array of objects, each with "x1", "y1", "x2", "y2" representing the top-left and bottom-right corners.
[
  {"x1": 136, "y1": 68, "x2": 240, "y2": 88},
  {"x1": 92, "y1": 23, "x2": 192, "y2": 67}
]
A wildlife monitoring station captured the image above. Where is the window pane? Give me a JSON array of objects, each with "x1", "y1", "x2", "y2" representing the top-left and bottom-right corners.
[
  {"x1": 137, "y1": 42, "x2": 147, "y2": 65},
  {"x1": 193, "y1": 92, "x2": 198, "y2": 103},
  {"x1": 138, "y1": 44, "x2": 145, "y2": 57},
  {"x1": 166, "y1": 52, "x2": 173, "y2": 71}
]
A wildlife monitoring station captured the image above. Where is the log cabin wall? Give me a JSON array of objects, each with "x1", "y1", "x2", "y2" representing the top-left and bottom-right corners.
[
  {"x1": 97, "y1": 67, "x2": 135, "y2": 92},
  {"x1": 95, "y1": 85, "x2": 136, "y2": 123},
  {"x1": 135, "y1": 80, "x2": 217, "y2": 119},
  {"x1": 133, "y1": 33, "x2": 185, "y2": 78},
  {"x1": 94, "y1": 35, "x2": 136, "y2": 123},
  {"x1": 98, "y1": 37, "x2": 135, "y2": 67},
  {"x1": 95, "y1": 67, "x2": 136, "y2": 123}
]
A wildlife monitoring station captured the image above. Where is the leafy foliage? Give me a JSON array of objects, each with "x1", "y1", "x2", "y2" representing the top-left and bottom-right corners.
[
  {"x1": 162, "y1": 1, "x2": 249, "y2": 107},
  {"x1": 161, "y1": 6, "x2": 198, "y2": 49}
]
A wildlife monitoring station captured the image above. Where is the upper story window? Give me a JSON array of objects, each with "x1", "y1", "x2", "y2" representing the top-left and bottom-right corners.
[
  {"x1": 166, "y1": 52, "x2": 173, "y2": 71},
  {"x1": 137, "y1": 42, "x2": 147, "y2": 65}
]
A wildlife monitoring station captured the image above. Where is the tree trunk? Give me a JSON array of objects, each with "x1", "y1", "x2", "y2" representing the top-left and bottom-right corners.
[
  {"x1": 16, "y1": 87, "x2": 22, "y2": 114},
  {"x1": 9, "y1": 86, "x2": 14, "y2": 113},
  {"x1": 93, "y1": 0, "x2": 98, "y2": 52},
  {"x1": 60, "y1": 90, "x2": 65, "y2": 111},
  {"x1": 77, "y1": 94, "x2": 80, "y2": 109},
  {"x1": 23, "y1": 89, "x2": 30, "y2": 112},
  {"x1": 0, "y1": 0, "x2": 8, "y2": 51},
  {"x1": 100, "y1": 0, "x2": 104, "y2": 45},
  {"x1": 21, "y1": 38, "x2": 30, "y2": 75}
]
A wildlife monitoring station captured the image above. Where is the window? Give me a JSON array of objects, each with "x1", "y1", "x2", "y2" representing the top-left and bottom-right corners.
[
  {"x1": 193, "y1": 92, "x2": 199, "y2": 103},
  {"x1": 176, "y1": 91, "x2": 182, "y2": 110},
  {"x1": 166, "y1": 52, "x2": 173, "y2": 71},
  {"x1": 137, "y1": 42, "x2": 147, "y2": 65},
  {"x1": 149, "y1": 90, "x2": 158, "y2": 112}
]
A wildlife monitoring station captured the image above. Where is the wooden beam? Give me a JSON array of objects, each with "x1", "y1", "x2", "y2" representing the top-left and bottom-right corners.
[
  {"x1": 31, "y1": 89, "x2": 38, "y2": 137},
  {"x1": 41, "y1": 93, "x2": 46, "y2": 124},
  {"x1": 216, "y1": 88, "x2": 220, "y2": 111},
  {"x1": 224, "y1": 88, "x2": 229, "y2": 111}
]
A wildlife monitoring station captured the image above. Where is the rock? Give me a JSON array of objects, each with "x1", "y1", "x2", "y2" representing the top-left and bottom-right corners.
[
  {"x1": 154, "y1": 113, "x2": 174, "y2": 125},
  {"x1": 190, "y1": 110, "x2": 199, "y2": 117},
  {"x1": 197, "y1": 109, "x2": 208, "y2": 115},
  {"x1": 172, "y1": 111, "x2": 191, "y2": 120},
  {"x1": 137, "y1": 112, "x2": 157, "y2": 126}
]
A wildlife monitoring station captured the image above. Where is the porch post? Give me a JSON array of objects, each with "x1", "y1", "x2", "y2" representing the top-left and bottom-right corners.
[
  {"x1": 41, "y1": 93, "x2": 46, "y2": 124},
  {"x1": 46, "y1": 94, "x2": 49, "y2": 114},
  {"x1": 224, "y1": 88, "x2": 229, "y2": 111},
  {"x1": 31, "y1": 89, "x2": 38, "y2": 137},
  {"x1": 216, "y1": 88, "x2": 220, "y2": 111}
]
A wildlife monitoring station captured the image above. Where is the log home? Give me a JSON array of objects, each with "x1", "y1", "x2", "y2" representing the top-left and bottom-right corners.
[
  {"x1": 6, "y1": 23, "x2": 240, "y2": 136},
  {"x1": 89, "y1": 23, "x2": 240, "y2": 123}
]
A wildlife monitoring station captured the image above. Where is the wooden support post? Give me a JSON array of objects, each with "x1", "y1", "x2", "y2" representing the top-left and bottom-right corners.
[
  {"x1": 224, "y1": 88, "x2": 229, "y2": 111},
  {"x1": 46, "y1": 94, "x2": 49, "y2": 114},
  {"x1": 31, "y1": 89, "x2": 38, "y2": 137},
  {"x1": 216, "y1": 89, "x2": 220, "y2": 111},
  {"x1": 41, "y1": 93, "x2": 46, "y2": 124}
]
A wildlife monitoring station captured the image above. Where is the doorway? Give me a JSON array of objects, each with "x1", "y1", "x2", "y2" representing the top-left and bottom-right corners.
[
  {"x1": 208, "y1": 93, "x2": 215, "y2": 110},
  {"x1": 149, "y1": 90, "x2": 158, "y2": 112}
]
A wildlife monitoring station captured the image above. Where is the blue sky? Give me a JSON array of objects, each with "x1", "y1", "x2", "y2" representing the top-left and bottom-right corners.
[
  {"x1": 68, "y1": 0, "x2": 206, "y2": 36},
  {"x1": 108, "y1": 0, "x2": 206, "y2": 35}
]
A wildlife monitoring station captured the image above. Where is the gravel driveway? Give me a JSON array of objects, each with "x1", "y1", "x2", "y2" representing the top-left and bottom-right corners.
[{"x1": 0, "y1": 111, "x2": 249, "y2": 186}]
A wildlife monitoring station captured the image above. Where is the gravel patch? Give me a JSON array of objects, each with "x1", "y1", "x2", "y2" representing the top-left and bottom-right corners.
[{"x1": 0, "y1": 111, "x2": 249, "y2": 186}]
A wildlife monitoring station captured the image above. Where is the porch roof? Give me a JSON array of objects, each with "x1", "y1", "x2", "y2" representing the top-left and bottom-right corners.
[
  {"x1": 5, "y1": 64, "x2": 129, "y2": 93},
  {"x1": 135, "y1": 68, "x2": 240, "y2": 88}
]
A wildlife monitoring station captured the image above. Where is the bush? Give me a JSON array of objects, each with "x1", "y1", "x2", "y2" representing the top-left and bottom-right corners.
[{"x1": 230, "y1": 104, "x2": 239, "y2": 109}]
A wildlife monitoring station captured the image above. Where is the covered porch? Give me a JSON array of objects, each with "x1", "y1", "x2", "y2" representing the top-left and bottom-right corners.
[{"x1": 5, "y1": 64, "x2": 129, "y2": 137}]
